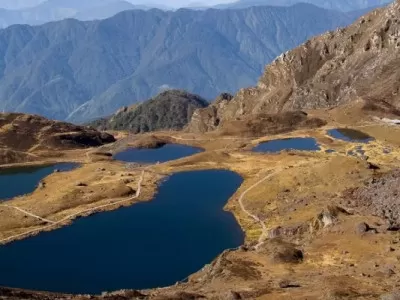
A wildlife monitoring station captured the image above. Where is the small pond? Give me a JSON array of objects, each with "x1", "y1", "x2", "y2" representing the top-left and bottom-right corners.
[
  {"x1": 0, "y1": 170, "x2": 244, "y2": 294},
  {"x1": 252, "y1": 137, "x2": 320, "y2": 153},
  {"x1": 328, "y1": 128, "x2": 374, "y2": 143},
  {"x1": 114, "y1": 144, "x2": 202, "y2": 164},
  {"x1": 0, "y1": 163, "x2": 79, "y2": 201}
]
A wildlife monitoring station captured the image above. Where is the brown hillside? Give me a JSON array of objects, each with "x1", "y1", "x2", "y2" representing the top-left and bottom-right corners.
[
  {"x1": 189, "y1": 0, "x2": 400, "y2": 131},
  {"x1": 0, "y1": 113, "x2": 115, "y2": 164}
]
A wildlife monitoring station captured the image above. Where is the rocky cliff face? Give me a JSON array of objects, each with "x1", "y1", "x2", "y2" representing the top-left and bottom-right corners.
[
  {"x1": 189, "y1": 1, "x2": 400, "y2": 132},
  {"x1": 187, "y1": 93, "x2": 233, "y2": 133},
  {"x1": 187, "y1": 93, "x2": 326, "y2": 136}
]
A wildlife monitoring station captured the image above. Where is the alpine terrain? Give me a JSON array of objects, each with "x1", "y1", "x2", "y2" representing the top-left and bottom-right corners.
[
  {"x1": 1, "y1": 1, "x2": 400, "y2": 300},
  {"x1": 0, "y1": 4, "x2": 366, "y2": 122}
]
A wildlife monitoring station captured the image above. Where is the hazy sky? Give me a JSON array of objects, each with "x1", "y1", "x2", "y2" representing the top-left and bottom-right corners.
[
  {"x1": 0, "y1": 0, "x2": 239, "y2": 10},
  {"x1": 134, "y1": 0, "x2": 236, "y2": 8}
]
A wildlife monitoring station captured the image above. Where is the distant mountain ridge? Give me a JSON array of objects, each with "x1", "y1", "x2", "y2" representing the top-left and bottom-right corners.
[
  {"x1": 0, "y1": 0, "x2": 150, "y2": 28},
  {"x1": 0, "y1": 4, "x2": 370, "y2": 122},
  {"x1": 0, "y1": 0, "x2": 43, "y2": 10},
  {"x1": 213, "y1": 0, "x2": 392, "y2": 11},
  {"x1": 0, "y1": 0, "x2": 392, "y2": 27}
]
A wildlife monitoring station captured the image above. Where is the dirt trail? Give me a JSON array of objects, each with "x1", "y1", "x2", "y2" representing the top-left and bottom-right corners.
[
  {"x1": 171, "y1": 136, "x2": 251, "y2": 142},
  {"x1": 237, "y1": 169, "x2": 283, "y2": 249},
  {"x1": 0, "y1": 204, "x2": 55, "y2": 224},
  {"x1": 0, "y1": 170, "x2": 146, "y2": 245}
]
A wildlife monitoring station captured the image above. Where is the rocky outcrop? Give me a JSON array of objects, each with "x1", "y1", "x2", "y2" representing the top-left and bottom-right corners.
[
  {"x1": 0, "y1": 113, "x2": 115, "y2": 164},
  {"x1": 188, "y1": 94, "x2": 327, "y2": 135},
  {"x1": 90, "y1": 90, "x2": 208, "y2": 133},
  {"x1": 186, "y1": 93, "x2": 233, "y2": 133},
  {"x1": 188, "y1": 1, "x2": 400, "y2": 132},
  {"x1": 218, "y1": 111, "x2": 326, "y2": 137},
  {"x1": 257, "y1": 239, "x2": 304, "y2": 264},
  {"x1": 345, "y1": 169, "x2": 400, "y2": 229}
]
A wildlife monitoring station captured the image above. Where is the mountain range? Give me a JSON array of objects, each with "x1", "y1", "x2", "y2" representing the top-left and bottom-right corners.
[
  {"x1": 0, "y1": 0, "x2": 43, "y2": 10},
  {"x1": 0, "y1": 0, "x2": 393, "y2": 29},
  {"x1": 0, "y1": 4, "x2": 370, "y2": 123},
  {"x1": 0, "y1": 0, "x2": 152, "y2": 28},
  {"x1": 212, "y1": 0, "x2": 392, "y2": 12}
]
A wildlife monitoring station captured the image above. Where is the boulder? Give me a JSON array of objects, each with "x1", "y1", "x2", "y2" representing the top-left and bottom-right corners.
[
  {"x1": 381, "y1": 291, "x2": 400, "y2": 300},
  {"x1": 356, "y1": 222, "x2": 370, "y2": 234},
  {"x1": 258, "y1": 238, "x2": 304, "y2": 264}
]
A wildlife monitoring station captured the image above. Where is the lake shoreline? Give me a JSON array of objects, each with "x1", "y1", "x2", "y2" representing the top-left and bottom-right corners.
[{"x1": 0, "y1": 170, "x2": 244, "y2": 294}]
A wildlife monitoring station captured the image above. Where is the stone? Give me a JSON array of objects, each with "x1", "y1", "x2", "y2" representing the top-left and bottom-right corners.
[
  {"x1": 356, "y1": 222, "x2": 369, "y2": 234},
  {"x1": 278, "y1": 280, "x2": 301, "y2": 288},
  {"x1": 223, "y1": 291, "x2": 242, "y2": 300},
  {"x1": 381, "y1": 291, "x2": 400, "y2": 300},
  {"x1": 385, "y1": 268, "x2": 396, "y2": 277},
  {"x1": 238, "y1": 245, "x2": 249, "y2": 252},
  {"x1": 322, "y1": 212, "x2": 335, "y2": 227},
  {"x1": 269, "y1": 227, "x2": 282, "y2": 239},
  {"x1": 367, "y1": 162, "x2": 380, "y2": 170},
  {"x1": 263, "y1": 240, "x2": 304, "y2": 264},
  {"x1": 38, "y1": 181, "x2": 46, "y2": 189}
]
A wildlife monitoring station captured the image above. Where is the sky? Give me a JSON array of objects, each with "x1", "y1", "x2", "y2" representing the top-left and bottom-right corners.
[
  {"x1": 133, "y1": 0, "x2": 236, "y2": 8},
  {"x1": 0, "y1": 0, "x2": 239, "y2": 10}
]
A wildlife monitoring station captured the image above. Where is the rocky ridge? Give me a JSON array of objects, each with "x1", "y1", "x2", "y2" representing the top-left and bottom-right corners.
[
  {"x1": 188, "y1": 0, "x2": 400, "y2": 132},
  {"x1": 89, "y1": 90, "x2": 208, "y2": 133},
  {"x1": 187, "y1": 93, "x2": 327, "y2": 135},
  {"x1": 0, "y1": 113, "x2": 115, "y2": 164}
]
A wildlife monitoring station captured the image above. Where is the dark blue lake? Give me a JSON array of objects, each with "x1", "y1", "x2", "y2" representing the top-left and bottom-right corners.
[
  {"x1": 0, "y1": 163, "x2": 79, "y2": 201},
  {"x1": 253, "y1": 137, "x2": 320, "y2": 153},
  {"x1": 328, "y1": 128, "x2": 374, "y2": 143},
  {"x1": 114, "y1": 144, "x2": 202, "y2": 164},
  {"x1": 0, "y1": 170, "x2": 244, "y2": 294}
]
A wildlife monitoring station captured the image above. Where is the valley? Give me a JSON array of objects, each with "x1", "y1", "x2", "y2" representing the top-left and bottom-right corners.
[
  {"x1": 0, "y1": 103, "x2": 400, "y2": 298},
  {"x1": 1, "y1": 1, "x2": 400, "y2": 299}
]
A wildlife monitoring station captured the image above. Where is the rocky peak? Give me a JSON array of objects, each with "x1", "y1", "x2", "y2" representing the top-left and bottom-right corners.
[
  {"x1": 89, "y1": 89, "x2": 208, "y2": 133},
  {"x1": 186, "y1": 93, "x2": 233, "y2": 133},
  {"x1": 188, "y1": 2, "x2": 400, "y2": 132},
  {"x1": 215, "y1": 93, "x2": 234, "y2": 104}
]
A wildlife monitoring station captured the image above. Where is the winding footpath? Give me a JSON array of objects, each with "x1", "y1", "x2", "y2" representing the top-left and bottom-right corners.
[
  {"x1": 174, "y1": 134, "x2": 276, "y2": 248},
  {"x1": 237, "y1": 170, "x2": 280, "y2": 249},
  {"x1": 171, "y1": 136, "x2": 251, "y2": 142},
  {"x1": 2, "y1": 134, "x2": 280, "y2": 248},
  {"x1": 0, "y1": 204, "x2": 55, "y2": 224},
  {"x1": 0, "y1": 170, "x2": 146, "y2": 245}
]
